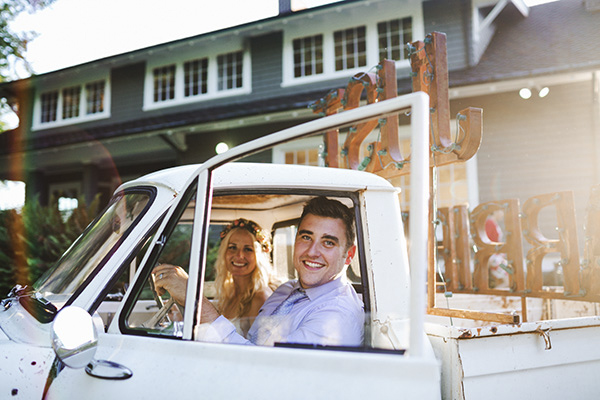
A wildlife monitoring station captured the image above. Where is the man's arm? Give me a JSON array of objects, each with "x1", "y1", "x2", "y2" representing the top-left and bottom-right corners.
[{"x1": 195, "y1": 297, "x2": 253, "y2": 344}]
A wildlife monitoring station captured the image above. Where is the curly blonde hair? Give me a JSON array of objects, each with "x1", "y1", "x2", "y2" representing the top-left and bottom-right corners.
[{"x1": 214, "y1": 224, "x2": 274, "y2": 319}]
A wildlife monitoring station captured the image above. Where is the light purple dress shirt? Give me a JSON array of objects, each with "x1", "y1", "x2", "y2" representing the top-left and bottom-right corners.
[{"x1": 199, "y1": 276, "x2": 364, "y2": 347}]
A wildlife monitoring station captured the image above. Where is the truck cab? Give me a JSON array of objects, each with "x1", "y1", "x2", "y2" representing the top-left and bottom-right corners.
[{"x1": 0, "y1": 94, "x2": 440, "y2": 399}]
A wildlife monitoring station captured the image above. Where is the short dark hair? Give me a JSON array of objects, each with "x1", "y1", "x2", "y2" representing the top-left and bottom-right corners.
[{"x1": 299, "y1": 196, "x2": 356, "y2": 249}]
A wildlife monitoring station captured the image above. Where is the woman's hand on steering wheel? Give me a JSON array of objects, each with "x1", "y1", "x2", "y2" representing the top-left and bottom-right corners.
[{"x1": 152, "y1": 264, "x2": 189, "y2": 306}]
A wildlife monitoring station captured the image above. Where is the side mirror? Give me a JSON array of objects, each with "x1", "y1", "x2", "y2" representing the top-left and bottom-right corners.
[{"x1": 51, "y1": 306, "x2": 98, "y2": 369}]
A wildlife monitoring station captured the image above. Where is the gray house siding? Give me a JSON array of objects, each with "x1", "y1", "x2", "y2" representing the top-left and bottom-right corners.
[
  {"x1": 110, "y1": 63, "x2": 146, "y2": 124},
  {"x1": 423, "y1": 0, "x2": 469, "y2": 71},
  {"x1": 251, "y1": 32, "x2": 284, "y2": 99},
  {"x1": 472, "y1": 80, "x2": 596, "y2": 241}
]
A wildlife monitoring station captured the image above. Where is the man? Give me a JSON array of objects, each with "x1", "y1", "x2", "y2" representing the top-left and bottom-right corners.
[{"x1": 197, "y1": 196, "x2": 364, "y2": 346}]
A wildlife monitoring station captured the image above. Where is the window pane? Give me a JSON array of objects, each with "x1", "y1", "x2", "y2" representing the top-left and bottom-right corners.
[
  {"x1": 153, "y1": 65, "x2": 176, "y2": 102},
  {"x1": 292, "y1": 34, "x2": 323, "y2": 78},
  {"x1": 85, "y1": 81, "x2": 105, "y2": 114},
  {"x1": 36, "y1": 191, "x2": 152, "y2": 305},
  {"x1": 62, "y1": 86, "x2": 81, "y2": 119},
  {"x1": 40, "y1": 91, "x2": 58, "y2": 123},
  {"x1": 378, "y1": 17, "x2": 413, "y2": 62},
  {"x1": 184, "y1": 58, "x2": 208, "y2": 97},
  {"x1": 218, "y1": 51, "x2": 243, "y2": 91},
  {"x1": 124, "y1": 188, "x2": 196, "y2": 337},
  {"x1": 333, "y1": 26, "x2": 366, "y2": 71}
]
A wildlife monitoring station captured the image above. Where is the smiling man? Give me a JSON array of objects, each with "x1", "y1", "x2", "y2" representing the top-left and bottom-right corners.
[{"x1": 198, "y1": 196, "x2": 364, "y2": 347}]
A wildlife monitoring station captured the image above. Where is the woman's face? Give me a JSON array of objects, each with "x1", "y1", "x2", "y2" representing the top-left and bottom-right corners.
[{"x1": 225, "y1": 229, "x2": 257, "y2": 278}]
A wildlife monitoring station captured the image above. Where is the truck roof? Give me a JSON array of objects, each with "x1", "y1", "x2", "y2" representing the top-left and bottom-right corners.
[{"x1": 119, "y1": 162, "x2": 397, "y2": 195}]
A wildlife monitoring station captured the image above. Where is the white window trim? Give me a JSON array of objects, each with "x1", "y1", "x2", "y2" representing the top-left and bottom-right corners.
[
  {"x1": 32, "y1": 75, "x2": 111, "y2": 131},
  {"x1": 281, "y1": 1, "x2": 424, "y2": 88},
  {"x1": 143, "y1": 42, "x2": 252, "y2": 111}
]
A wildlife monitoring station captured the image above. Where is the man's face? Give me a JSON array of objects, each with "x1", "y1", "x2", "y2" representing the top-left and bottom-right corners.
[{"x1": 293, "y1": 214, "x2": 356, "y2": 289}]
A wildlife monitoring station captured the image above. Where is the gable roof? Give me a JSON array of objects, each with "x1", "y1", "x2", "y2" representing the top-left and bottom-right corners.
[{"x1": 450, "y1": 0, "x2": 600, "y2": 86}]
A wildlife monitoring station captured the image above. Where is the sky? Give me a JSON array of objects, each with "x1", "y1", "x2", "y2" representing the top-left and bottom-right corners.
[
  {"x1": 8, "y1": 0, "x2": 331, "y2": 77},
  {"x1": 9, "y1": 0, "x2": 555, "y2": 77},
  {"x1": 0, "y1": 0, "x2": 557, "y2": 209}
]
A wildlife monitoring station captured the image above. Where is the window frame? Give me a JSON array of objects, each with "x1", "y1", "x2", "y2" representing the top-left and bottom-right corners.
[
  {"x1": 153, "y1": 64, "x2": 177, "y2": 103},
  {"x1": 85, "y1": 80, "x2": 106, "y2": 115},
  {"x1": 377, "y1": 17, "x2": 413, "y2": 62},
  {"x1": 334, "y1": 25, "x2": 368, "y2": 72},
  {"x1": 184, "y1": 58, "x2": 209, "y2": 97},
  {"x1": 32, "y1": 74, "x2": 111, "y2": 131},
  {"x1": 40, "y1": 90, "x2": 59, "y2": 124},
  {"x1": 293, "y1": 34, "x2": 324, "y2": 78},
  {"x1": 119, "y1": 178, "x2": 199, "y2": 339},
  {"x1": 281, "y1": 2, "x2": 424, "y2": 87},
  {"x1": 143, "y1": 42, "x2": 251, "y2": 111},
  {"x1": 200, "y1": 187, "x2": 370, "y2": 347},
  {"x1": 61, "y1": 85, "x2": 82, "y2": 120}
]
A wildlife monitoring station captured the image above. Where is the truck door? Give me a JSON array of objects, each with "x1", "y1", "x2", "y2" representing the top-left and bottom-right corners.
[{"x1": 44, "y1": 171, "x2": 212, "y2": 398}]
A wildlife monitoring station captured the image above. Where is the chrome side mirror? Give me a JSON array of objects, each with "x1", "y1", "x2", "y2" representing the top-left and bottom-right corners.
[{"x1": 51, "y1": 306, "x2": 98, "y2": 369}]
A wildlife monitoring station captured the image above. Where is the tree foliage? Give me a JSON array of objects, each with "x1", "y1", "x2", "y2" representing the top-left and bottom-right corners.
[
  {"x1": 1, "y1": 0, "x2": 56, "y2": 130},
  {"x1": 0, "y1": 194, "x2": 101, "y2": 296},
  {"x1": 0, "y1": 0, "x2": 55, "y2": 81}
]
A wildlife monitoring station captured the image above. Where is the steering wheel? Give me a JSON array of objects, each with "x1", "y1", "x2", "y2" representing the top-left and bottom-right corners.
[{"x1": 141, "y1": 274, "x2": 175, "y2": 329}]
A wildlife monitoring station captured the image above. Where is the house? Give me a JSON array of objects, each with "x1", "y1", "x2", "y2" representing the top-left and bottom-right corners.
[{"x1": 0, "y1": 0, "x2": 599, "y2": 243}]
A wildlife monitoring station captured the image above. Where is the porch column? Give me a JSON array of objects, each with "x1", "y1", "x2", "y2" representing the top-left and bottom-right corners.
[
  {"x1": 25, "y1": 170, "x2": 48, "y2": 205},
  {"x1": 82, "y1": 163, "x2": 99, "y2": 206}
]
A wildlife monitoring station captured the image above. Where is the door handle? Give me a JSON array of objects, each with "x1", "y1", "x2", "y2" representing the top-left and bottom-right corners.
[{"x1": 85, "y1": 359, "x2": 133, "y2": 380}]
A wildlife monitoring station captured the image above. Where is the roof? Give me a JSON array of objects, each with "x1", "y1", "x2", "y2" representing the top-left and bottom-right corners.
[
  {"x1": 1, "y1": 1, "x2": 599, "y2": 154},
  {"x1": 450, "y1": 0, "x2": 600, "y2": 85}
]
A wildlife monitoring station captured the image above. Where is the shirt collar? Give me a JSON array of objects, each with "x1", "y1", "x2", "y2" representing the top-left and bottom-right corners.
[{"x1": 293, "y1": 275, "x2": 347, "y2": 301}]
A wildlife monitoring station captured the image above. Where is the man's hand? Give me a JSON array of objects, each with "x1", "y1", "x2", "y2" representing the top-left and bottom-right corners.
[{"x1": 152, "y1": 264, "x2": 188, "y2": 305}]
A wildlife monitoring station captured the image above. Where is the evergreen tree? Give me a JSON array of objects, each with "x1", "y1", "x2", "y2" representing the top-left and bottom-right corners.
[{"x1": 0, "y1": 194, "x2": 100, "y2": 297}]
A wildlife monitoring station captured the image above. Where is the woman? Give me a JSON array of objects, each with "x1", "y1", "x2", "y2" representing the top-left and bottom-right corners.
[
  {"x1": 214, "y1": 219, "x2": 276, "y2": 335},
  {"x1": 153, "y1": 218, "x2": 275, "y2": 336}
]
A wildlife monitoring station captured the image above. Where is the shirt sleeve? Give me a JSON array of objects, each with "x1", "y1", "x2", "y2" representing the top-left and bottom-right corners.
[{"x1": 195, "y1": 315, "x2": 253, "y2": 345}]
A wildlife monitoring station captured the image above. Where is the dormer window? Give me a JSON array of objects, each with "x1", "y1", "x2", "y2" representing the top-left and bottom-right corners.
[
  {"x1": 143, "y1": 42, "x2": 250, "y2": 110},
  {"x1": 33, "y1": 75, "x2": 110, "y2": 130},
  {"x1": 282, "y1": 2, "x2": 423, "y2": 87}
]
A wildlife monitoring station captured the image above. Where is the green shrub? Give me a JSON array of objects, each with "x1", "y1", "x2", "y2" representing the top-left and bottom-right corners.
[{"x1": 0, "y1": 195, "x2": 101, "y2": 297}]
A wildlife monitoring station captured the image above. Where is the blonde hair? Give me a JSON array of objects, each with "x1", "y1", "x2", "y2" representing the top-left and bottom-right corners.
[{"x1": 214, "y1": 226, "x2": 273, "y2": 318}]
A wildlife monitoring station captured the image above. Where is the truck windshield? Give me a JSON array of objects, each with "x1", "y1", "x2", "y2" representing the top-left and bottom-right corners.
[{"x1": 34, "y1": 191, "x2": 151, "y2": 306}]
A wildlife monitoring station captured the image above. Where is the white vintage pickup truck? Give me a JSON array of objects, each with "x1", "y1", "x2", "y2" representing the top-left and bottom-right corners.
[{"x1": 1, "y1": 93, "x2": 599, "y2": 399}]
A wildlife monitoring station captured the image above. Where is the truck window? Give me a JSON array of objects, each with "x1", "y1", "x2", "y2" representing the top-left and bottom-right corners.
[
  {"x1": 198, "y1": 192, "x2": 367, "y2": 348},
  {"x1": 35, "y1": 190, "x2": 153, "y2": 310},
  {"x1": 120, "y1": 186, "x2": 197, "y2": 338}
]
